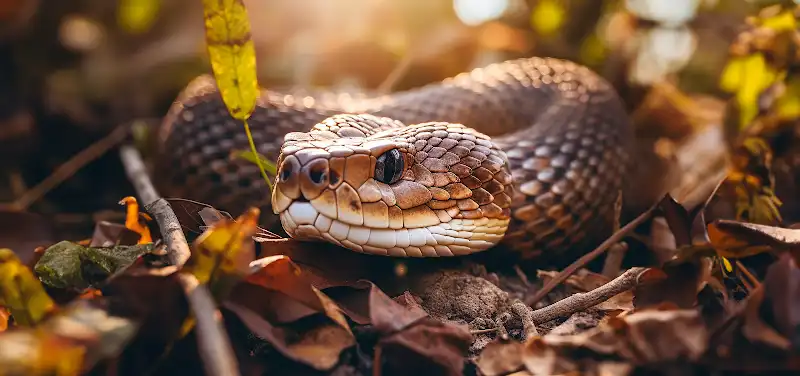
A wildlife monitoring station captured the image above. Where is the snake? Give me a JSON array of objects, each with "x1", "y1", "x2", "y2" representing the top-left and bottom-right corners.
[{"x1": 157, "y1": 57, "x2": 634, "y2": 260}]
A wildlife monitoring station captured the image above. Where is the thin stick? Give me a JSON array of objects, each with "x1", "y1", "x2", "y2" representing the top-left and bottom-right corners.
[
  {"x1": 524, "y1": 202, "x2": 658, "y2": 306},
  {"x1": 119, "y1": 145, "x2": 191, "y2": 267},
  {"x1": 376, "y1": 53, "x2": 414, "y2": 95},
  {"x1": 177, "y1": 273, "x2": 240, "y2": 376},
  {"x1": 736, "y1": 260, "x2": 761, "y2": 290},
  {"x1": 529, "y1": 267, "x2": 647, "y2": 324},
  {"x1": 7, "y1": 125, "x2": 130, "y2": 210}
]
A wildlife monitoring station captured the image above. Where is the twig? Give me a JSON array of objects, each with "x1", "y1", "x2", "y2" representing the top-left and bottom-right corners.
[
  {"x1": 177, "y1": 273, "x2": 240, "y2": 376},
  {"x1": 119, "y1": 145, "x2": 191, "y2": 267},
  {"x1": 6, "y1": 124, "x2": 130, "y2": 210},
  {"x1": 524, "y1": 202, "x2": 658, "y2": 306},
  {"x1": 601, "y1": 242, "x2": 629, "y2": 278},
  {"x1": 377, "y1": 53, "x2": 414, "y2": 95},
  {"x1": 469, "y1": 328, "x2": 498, "y2": 335},
  {"x1": 736, "y1": 260, "x2": 761, "y2": 290},
  {"x1": 529, "y1": 267, "x2": 648, "y2": 324}
]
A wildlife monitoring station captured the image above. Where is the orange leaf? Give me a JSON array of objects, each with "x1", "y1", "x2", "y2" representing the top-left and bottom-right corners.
[{"x1": 118, "y1": 196, "x2": 152, "y2": 244}]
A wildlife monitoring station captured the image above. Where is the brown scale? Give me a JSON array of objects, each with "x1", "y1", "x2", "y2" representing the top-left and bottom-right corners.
[{"x1": 157, "y1": 57, "x2": 634, "y2": 259}]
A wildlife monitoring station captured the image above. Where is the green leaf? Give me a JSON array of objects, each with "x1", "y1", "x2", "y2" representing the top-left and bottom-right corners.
[{"x1": 35, "y1": 241, "x2": 155, "y2": 290}]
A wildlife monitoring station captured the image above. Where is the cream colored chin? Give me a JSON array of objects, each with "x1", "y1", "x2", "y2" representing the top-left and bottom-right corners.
[{"x1": 280, "y1": 202, "x2": 508, "y2": 257}]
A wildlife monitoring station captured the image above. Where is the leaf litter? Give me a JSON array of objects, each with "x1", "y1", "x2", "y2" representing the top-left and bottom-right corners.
[{"x1": 8, "y1": 2, "x2": 800, "y2": 376}]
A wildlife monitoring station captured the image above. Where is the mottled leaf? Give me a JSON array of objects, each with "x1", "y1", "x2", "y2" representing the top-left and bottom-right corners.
[{"x1": 34, "y1": 241, "x2": 155, "y2": 291}]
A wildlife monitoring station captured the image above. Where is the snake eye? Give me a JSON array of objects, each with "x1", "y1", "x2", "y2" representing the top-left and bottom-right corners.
[{"x1": 374, "y1": 149, "x2": 404, "y2": 184}]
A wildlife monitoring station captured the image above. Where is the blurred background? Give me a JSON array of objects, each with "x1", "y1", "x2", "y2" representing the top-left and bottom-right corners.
[{"x1": 0, "y1": 0, "x2": 762, "y2": 240}]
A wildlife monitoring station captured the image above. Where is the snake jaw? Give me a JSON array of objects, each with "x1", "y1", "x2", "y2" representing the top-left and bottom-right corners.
[{"x1": 272, "y1": 114, "x2": 515, "y2": 257}]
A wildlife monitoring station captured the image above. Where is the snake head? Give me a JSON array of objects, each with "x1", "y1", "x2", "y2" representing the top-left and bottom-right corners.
[{"x1": 271, "y1": 114, "x2": 515, "y2": 257}]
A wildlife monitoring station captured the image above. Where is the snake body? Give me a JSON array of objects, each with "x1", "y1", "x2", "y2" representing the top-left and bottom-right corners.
[{"x1": 158, "y1": 57, "x2": 633, "y2": 259}]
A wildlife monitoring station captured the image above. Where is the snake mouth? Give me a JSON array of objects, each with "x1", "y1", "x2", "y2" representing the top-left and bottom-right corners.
[{"x1": 279, "y1": 201, "x2": 508, "y2": 257}]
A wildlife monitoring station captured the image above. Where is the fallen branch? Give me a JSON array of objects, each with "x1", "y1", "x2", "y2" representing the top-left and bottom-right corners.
[
  {"x1": 177, "y1": 273, "x2": 240, "y2": 376},
  {"x1": 525, "y1": 203, "x2": 658, "y2": 306},
  {"x1": 529, "y1": 267, "x2": 648, "y2": 324},
  {"x1": 119, "y1": 145, "x2": 191, "y2": 267},
  {"x1": 6, "y1": 124, "x2": 131, "y2": 210}
]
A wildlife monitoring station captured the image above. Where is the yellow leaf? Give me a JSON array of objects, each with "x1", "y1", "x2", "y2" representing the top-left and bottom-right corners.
[
  {"x1": 202, "y1": 0, "x2": 272, "y2": 190},
  {"x1": 775, "y1": 77, "x2": 800, "y2": 119},
  {"x1": 733, "y1": 54, "x2": 779, "y2": 128},
  {"x1": 183, "y1": 207, "x2": 259, "y2": 297},
  {"x1": 202, "y1": 0, "x2": 258, "y2": 120},
  {"x1": 117, "y1": 0, "x2": 160, "y2": 34},
  {"x1": 719, "y1": 57, "x2": 746, "y2": 93},
  {"x1": 0, "y1": 249, "x2": 56, "y2": 327},
  {"x1": 118, "y1": 196, "x2": 152, "y2": 244},
  {"x1": 579, "y1": 33, "x2": 606, "y2": 66},
  {"x1": 530, "y1": 0, "x2": 565, "y2": 35},
  {"x1": 759, "y1": 9, "x2": 797, "y2": 32}
]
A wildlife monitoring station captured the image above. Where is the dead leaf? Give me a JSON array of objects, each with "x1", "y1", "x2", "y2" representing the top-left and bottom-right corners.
[
  {"x1": 475, "y1": 339, "x2": 525, "y2": 376},
  {"x1": 183, "y1": 207, "x2": 259, "y2": 300},
  {"x1": 89, "y1": 221, "x2": 141, "y2": 248},
  {"x1": 522, "y1": 308, "x2": 707, "y2": 375},
  {"x1": 324, "y1": 280, "x2": 428, "y2": 333},
  {"x1": 634, "y1": 259, "x2": 712, "y2": 309},
  {"x1": 223, "y1": 301, "x2": 354, "y2": 371},
  {"x1": 761, "y1": 253, "x2": 800, "y2": 347},
  {"x1": 376, "y1": 317, "x2": 471, "y2": 376},
  {"x1": 709, "y1": 219, "x2": 800, "y2": 259},
  {"x1": 231, "y1": 255, "x2": 352, "y2": 331},
  {"x1": 0, "y1": 299, "x2": 137, "y2": 375}
]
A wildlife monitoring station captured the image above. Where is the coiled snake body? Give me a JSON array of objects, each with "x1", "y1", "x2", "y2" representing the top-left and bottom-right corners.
[{"x1": 158, "y1": 57, "x2": 633, "y2": 259}]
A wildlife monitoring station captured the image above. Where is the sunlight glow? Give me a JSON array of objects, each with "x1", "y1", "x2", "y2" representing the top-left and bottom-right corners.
[{"x1": 453, "y1": 0, "x2": 509, "y2": 26}]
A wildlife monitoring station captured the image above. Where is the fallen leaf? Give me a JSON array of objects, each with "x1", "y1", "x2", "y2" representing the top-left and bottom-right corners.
[
  {"x1": 223, "y1": 301, "x2": 354, "y2": 371},
  {"x1": 376, "y1": 317, "x2": 472, "y2": 376},
  {"x1": 522, "y1": 308, "x2": 707, "y2": 375},
  {"x1": 475, "y1": 339, "x2": 525, "y2": 376},
  {"x1": 119, "y1": 196, "x2": 153, "y2": 244},
  {"x1": 183, "y1": 207, "x2": 259, "y2": 300},
  {"x1": 0, "y1": 299, "x2": 137, "y2": 375},
  {"x1": 323, "y1": 280, "x2": 428, "y2": 332},
  {"x1": 89, "y1": 221, "x2": 141, "y2": 248},
  {"x1": 0, "y1": 248, "x2": 56, "y2": 327},
  {"x1": 34, "y1": 240, "x2": 155, "y2": 291},
  {"x1": 761, "y1": 253, "x2": 800, "y2": 347},
  {"x1": 231, "y1": 255, "x2": 351, "y2": 330}
]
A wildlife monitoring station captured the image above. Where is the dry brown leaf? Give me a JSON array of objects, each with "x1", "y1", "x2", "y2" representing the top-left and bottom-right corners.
[
  {"x1": 376, "y1": 317, "x2": 471, "y2": 376},
  {"x1": 475, "y1": 339, "x2": 525, "y2": 376},
  {"x1": 522, "y1": 308, "x2": 707, "y2": 375},
  {"x1": 324, "y1": 280, "x2": 428, "y2": 333},
  {"x1": 223, "y1": 301, "x2": 353, "y2": 371}
]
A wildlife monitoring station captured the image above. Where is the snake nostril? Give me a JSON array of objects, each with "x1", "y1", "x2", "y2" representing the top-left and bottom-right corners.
[
  {"x1": 309, "y1": 169, "x2": 326, "y2": 184},
  {"x1": 280, "y1": 165, "x2": 293, "y2": 181}
]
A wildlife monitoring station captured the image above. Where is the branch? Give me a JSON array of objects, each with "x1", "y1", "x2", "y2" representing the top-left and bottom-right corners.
[
  {"x1": 525, "y1": 203, "x2": 658, "y2": 306},
  {"x1": 529, "y1": 267, "x2": 648, "y2": 324},
  {"x1": 119, "y1": 145, "x2": 191, "y2": 267},
  {"x1": 177, "y1": 273, "x2": 240, "y2": 376},
  {"x1": 6, "y1": 124, "x2": 130, "y2": 210}
]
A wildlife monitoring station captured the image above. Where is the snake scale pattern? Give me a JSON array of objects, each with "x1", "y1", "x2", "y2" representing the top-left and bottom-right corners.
[{"x1": 157, "y1": 57, "x2": 634, "y2": 260}]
